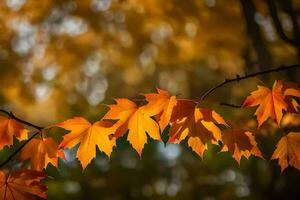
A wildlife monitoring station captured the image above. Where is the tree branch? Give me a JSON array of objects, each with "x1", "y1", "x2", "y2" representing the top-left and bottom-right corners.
[
  {"x1": 265, "y1": 0, "x2": 296, "y2": 45},
  {"x1": 220, "y1": 102, "x2": 242, "y2": 108},
  {"x1": 240, "y1": 0, "x2": 272, "y2": 69},
  {"x1": 0, "y1": 109, "x2": 44, "y2": 131},
  {"x1": 278, "y1": 0, "x2": 300, "y2": 58},
  {"x1": 200, "y1": 63, "x2": 300, "y2": 101}
]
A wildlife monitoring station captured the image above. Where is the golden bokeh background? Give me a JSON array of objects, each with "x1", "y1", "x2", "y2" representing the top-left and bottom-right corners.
[{"x1": 0, "y1": 0, "x2": 300, "y2": 199}]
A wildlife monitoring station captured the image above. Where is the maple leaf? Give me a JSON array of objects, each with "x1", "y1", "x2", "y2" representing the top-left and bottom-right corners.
[
  {"x1": 271, "y1": 132, "x2": 300, "y2": 173},
  {"x1": 0, "y1": 169, "x2": 47, "y2": 200},
  {"x1": 168, "y1": 100, "x2": 227, "y2": 158},
  {"x1": 0, "y1": 116, "x2": 28, "y2": 150},
  {"x1": 220, "y1": 129, "x2": 263, "y2": 164},
  {"x1": 20, "y1": 137, "x2": 65, "y2": 171},
  {"x1": 57, "y1": 117, "x2": 116, "y2": 170},
  {"x1": 143, "y1": 88, "x2": 177, "y2": 131},
  {"x1": 243, "y1": 80, "x2": 300, "y2": 127},
  {"x1": 103, "y1": 99, "x2": 160, "y2": 156}
]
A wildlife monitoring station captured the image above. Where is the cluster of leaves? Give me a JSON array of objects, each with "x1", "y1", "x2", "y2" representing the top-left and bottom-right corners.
[{"x1": 0, "y1": 79, "x2": 299, "y2": 199}]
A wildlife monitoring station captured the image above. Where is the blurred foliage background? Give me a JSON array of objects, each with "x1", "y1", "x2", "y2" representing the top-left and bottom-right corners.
[{"x1": 0, "y1": 0, "x2": 300, "y2": 199}]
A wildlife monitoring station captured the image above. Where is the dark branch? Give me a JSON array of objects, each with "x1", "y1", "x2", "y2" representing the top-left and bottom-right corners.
[
  {"x1": 278, "y1": 0, "x2": 300, "y2": 58},
  {"x1": 0, "y1": 131, "x2": 40, "y2": 169},
  {"x1": 0, "y1": 109, "x2": 44, "y2": 131},
  {"x1": 240, "y1": 0, "x2": 272, "y2": 69},
  {"x1": 200, "y1": 63, "x2": 300, "y2": 101},
  {"x1": 220, "y1": 102, "x2": 242, "y2": 108},
  {"x1": 265, "y1": 0, "x2": 295, "y2": 45}
]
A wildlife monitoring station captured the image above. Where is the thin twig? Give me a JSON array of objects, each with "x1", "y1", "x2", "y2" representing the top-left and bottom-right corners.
[
  {"x1": 0, "y1": 132, "x2": 40, "y2": 168},
  {"x1": 220, "y1": 102, "x2": 242, "y2": 108},
  {"x1": 0, "y1": 109, "x2": 44, "y2": 131},
  {"x1": 199, "y1": 63, "x2": 300, "y2": 101}
]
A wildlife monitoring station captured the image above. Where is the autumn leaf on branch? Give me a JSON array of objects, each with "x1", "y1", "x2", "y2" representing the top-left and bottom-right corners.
[
  {"x1": 220, "y1": 129, "x2": 263, "y2": 164},
  {"x1": 143, "y1": 88, "x2": 177, "y2": 131},
  {"x1": 0, "y1": 116, "x2": 28, "y2": 150},
  {"x1": 243, "y1": 80, "x2": 300, "y2": 127},
  {"x1": 20, "y1": 137, "x2": 65, "y2": 171},
  {"x1": 0, "y1": 169, "x2": 47, "y2": 200},
  {"x1": 271, "y1": 132, "x2": 300, "y2": 173},
  {"x1": 57, "y1": 117, "x2": 116, "y2": 170},
  {"x1": 103, "y1": 98, "x2": 160, "y2": 156},
  {"x1": 168, "y1": 100, "x2": 228, "y2": 158}
]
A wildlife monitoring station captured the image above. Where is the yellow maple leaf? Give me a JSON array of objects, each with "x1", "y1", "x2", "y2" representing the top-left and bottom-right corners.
[
  {"x1": 143, "y1": 88, "x2": 177, "y2": 131},
  {"x1": 57, "y1": 117, "x2": 116, "y2": 170},
  {"x1": 103, "y1": 99, "x2": 160, "y2": 156}
]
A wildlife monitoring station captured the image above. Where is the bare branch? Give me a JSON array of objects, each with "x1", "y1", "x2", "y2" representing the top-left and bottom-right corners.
[
  {"x1": 0, "y1": 109, "x2": 44, "y2": 131},
  {"x1": 200, "y1": 63, "x2": 300, "y2": 101},
  {"x1": 265, "y1": 0, "x2": 296, "y2": 45},
  {"x1": 220, "y1": 102, "x2": 242, "y2": 108}
]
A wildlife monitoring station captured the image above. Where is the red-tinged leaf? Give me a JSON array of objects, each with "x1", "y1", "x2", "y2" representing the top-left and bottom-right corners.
[
  {"x1": 0, "y1": 169, "x2": 47, "y2": 200},
  {"x1": 168, "y1": 100, "x2": 227, "y2": 158},
  {"x1": 20, "y1": 137, "x2": 65, "y2": 171},
  {"x1": 220, "y1": 129, "x2": 263, "y2": 164}
]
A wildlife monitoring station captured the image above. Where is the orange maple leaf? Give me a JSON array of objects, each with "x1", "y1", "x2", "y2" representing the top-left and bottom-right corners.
[
  {"x1": 20, "y1": 137, "x2": 65, "y2": 171},
  {"x1": 0, "y1": 116, "x2": 28, "y2": 150},
  {"x1": 243, "y1": 80, "x2": 300, "y2": 127},
  {"x1": 57, "y1": 117, "x2": 116, "y2": 170},
  {"x1": 168, "y1": 100, "x2": 227, "y2": 158},
  {"x1": 0, "y1": 169, "x2": 47, "y2": 200},
  {"x1": 143, "y1": 88, "x2": 177, "y2": 131},
  {"x1": 103, "y1": 99, "x2": 160, "y2": 156},
  {"x1": 271, "y1": 132, "x2": 300, "y2": 173},
  {"x1": 220, "y1": 129, "x2": 263, "y2": 164}
]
